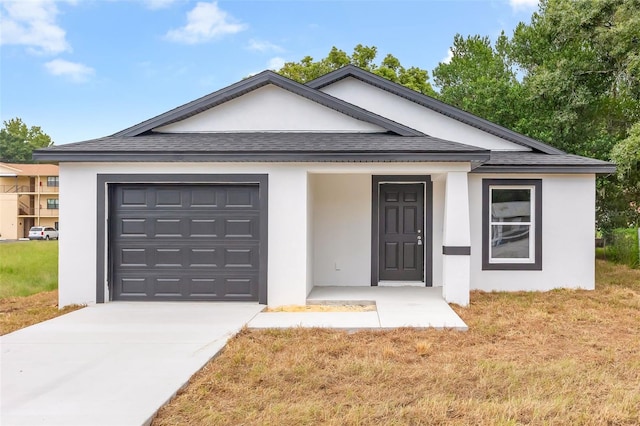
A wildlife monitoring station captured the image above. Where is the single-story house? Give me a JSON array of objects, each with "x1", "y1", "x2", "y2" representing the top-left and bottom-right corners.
[{"x1": 34, "y1": 65, "x2": 615, "y2": 308}]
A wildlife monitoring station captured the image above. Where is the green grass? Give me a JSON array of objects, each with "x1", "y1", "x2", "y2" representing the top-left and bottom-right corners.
[{"x1": 0, "y1": 241, "x2": 58, "y2": 298}]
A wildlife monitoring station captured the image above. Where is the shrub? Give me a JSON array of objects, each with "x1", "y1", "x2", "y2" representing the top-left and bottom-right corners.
[{"x1": 604, "y1": 228, "x2": 640, "y2": 268}]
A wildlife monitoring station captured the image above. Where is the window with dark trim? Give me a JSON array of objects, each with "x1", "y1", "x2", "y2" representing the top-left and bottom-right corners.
[
  {"x1": 47, "y1": 198, "x2": 59, "y2": 210},
  {"x1": 482, "y1": 179, "x2": 542, "y2": 270},
  {"x1": 47, "y1": 176, "x2": 59, "y2": 187}
]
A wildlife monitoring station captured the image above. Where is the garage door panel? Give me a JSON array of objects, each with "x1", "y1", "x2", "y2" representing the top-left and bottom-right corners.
[
  {"x1": 225, "y1": 278, "x2": 254, "y2": 297},
  {"x1": 120, "y1": 188, "x2": 148, "y2": 206},
  {"x1": 155, "y1": 278, "x2": 182, "y2": 296},
  {"x1": 224, "y1": 218, "x2": 256, "y2": 238},
  {"x1": 111, "y1": 184, "x2": 260, "y2": 301},
  {"x1": 120, "y1": 277, "x2": 147, "y2": 296},
  {"x1": 226, "y1": 188, "x2": 255, "y2": 207},
  {"x1": 224, "y1": 248, "x2": 257, "y2": 268},
  {"x1": 189, "y1": 248, "x2": 218, "y2": 267},
  {"x1": 115, "y1": 214, "x2": 258, "y2": 240},
  {"x1": 120, "y1": 248, "x2": 147, "y2": 266},
  {"x1": 190, "y1": 188, "x2": 218, "y2": 207},
  {"x1": 114, "y1": 273, "x2": 258, "y2": 300},
  {"x1": 189, "y1": 219, "x2": 218, "y2": 237},
  {"x1": 121, "y1": 219, "x2": 147, "y2": 236},
  {"x1": 155, "y1": 248, "x2": 183, "y2": 266}
]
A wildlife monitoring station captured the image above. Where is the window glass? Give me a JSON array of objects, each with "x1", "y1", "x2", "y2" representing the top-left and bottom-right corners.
[
  {"x1": 47, "y1": 199, "x2": 59, "y2": 209},
  {"x1": 489, "y1": 186, "x2": 534, "y2": 264},
  {"x1": 47, "y1": 176, "x2": 59, "y2": 187}
]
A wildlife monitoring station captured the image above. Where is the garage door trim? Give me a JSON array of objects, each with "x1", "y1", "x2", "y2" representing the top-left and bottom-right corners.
[{"x1": 96, "y1": 174, "x2": 268, "y2": 304}]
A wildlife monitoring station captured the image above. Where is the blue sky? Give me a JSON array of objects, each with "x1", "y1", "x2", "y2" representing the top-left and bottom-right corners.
[{"x1": 1, "y1": 0, "x2": 538, "y2": 145}]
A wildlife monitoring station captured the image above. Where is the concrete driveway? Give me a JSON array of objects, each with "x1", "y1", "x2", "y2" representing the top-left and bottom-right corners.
[{"x1": 1, "y1": 302, "x2": 264, "y2": 426}]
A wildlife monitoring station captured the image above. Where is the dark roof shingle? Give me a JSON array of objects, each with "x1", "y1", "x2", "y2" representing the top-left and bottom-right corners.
[
  {"x1": 472, "y1": 151, "x2": 615, "y2": 174},
  {"x1": 34, "y1": 132, "x2": 490, "y2": 163}
]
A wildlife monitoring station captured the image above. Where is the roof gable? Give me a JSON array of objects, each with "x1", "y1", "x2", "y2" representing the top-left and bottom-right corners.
[
  {"x1": 307, "y1": 65, "x2": 564, "y2": 155},
  {"x1": 115, "y1": 70, "x2": 423, "y2": 137},
  {"x1": 154, "y1": 84, "x2": 387, "y2": 133}
]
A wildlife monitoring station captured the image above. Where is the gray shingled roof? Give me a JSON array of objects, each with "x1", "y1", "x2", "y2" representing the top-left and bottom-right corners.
[
  {"x1": 472, "y1": 151, "x2": 616, "y2": 174},
  {"x1": 33, "y1": 132, "x2": 490, "y2": 163},
  {"x1": 31, "y1": 65, "x2": 615, "y2": 174}
]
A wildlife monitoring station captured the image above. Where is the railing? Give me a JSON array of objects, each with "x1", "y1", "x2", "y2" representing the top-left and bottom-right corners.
[
  {"x1": 18, "y1": 202, "x2": 34, "y2": 215},
  {"x1": 17, "y1": 207, "x2": 59, "y2": 217},
  {"x1": 1, "y1": 185, "x2": 30, "y2": 193},
  {"x1": 1, "y1": 184, "x2": 59, "y2": 193}
]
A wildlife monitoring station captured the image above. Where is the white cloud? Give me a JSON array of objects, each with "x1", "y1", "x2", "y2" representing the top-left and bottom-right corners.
[
  {"x1": 248, "y1": 39, "x2": 284, "y2": 53},
  {"x1": 45, "y1": 59, "x2": 95, "y2": 82},
  {"x1": 441, "y1": 49, "x2": 453, "y2": 64},
  {"x1": 509, "y1": 0, "x2": 538, "y2": 11},
  {"x1": 165, "y1": 1, "x2": 247, "y2": 44},
  {"x1": 0, "y1": 0, "x2": 71, "y2": 55},
  {"x1": 144, "y1": 0, "x2": 179, "y2": 10},
  {"x1": 267, "y1": 56, "x2": 285, "y2": 70}
]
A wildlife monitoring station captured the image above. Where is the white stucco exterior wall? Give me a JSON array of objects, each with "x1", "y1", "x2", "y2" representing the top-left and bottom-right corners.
[
  {"x1": 59, "y1": 161, "x2": 598, "y2": 308},
  {"x1": 266, "y1": 167, "x2": 310, "y2": 306},
  {"x1": 431, "y1": 178, "x2": 445, "y2": 287},
  {"x1": 58, "y1": 165, "x2": 98, "y2": 307},
  {"x1": 441, "y1": 172, "x2": 471, "y2": 306},
  {"x1": 468, "y1": 173, "x2": 596, "y2": 291},
  {"x1": 319, "y1": 77, "x2": 529, "y2": 152},
  {"x1": 156, "y1": 85, "x2": 385, "y2": 133},
  {"x1": 311, "y1": 174, "x2": 371, "y2": 286},
  {"x1": 57, "y1": 162, "x2": 470, "y2": 307}
]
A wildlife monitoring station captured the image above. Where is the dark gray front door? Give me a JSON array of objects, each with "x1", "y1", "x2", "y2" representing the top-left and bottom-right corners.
[
  {"x1": 110, "y1": 184, "x2": 260, "y2": 301},
  {"x1": 379, "y1": 183, "x2": 424, "y2": 281}
]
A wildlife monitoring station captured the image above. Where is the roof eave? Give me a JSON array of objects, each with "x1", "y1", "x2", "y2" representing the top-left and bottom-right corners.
[
  {"x1": 32, "y1": 151, "x2": 490, "y2": 163},
  {"x1": 472, "y1": 165, "x2": 617, "y2": 175}
]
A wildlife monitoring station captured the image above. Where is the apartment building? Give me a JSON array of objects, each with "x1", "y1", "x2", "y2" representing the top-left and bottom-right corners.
[{"x1": 0, "y1": 162, "x2": 59, "y2": 240}]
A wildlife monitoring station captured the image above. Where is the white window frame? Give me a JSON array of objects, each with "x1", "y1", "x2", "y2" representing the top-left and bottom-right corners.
[
  {"x1": 482, "y1": 179, "x2": 542, "y2": 271},
  {"x1": 489, "y1": 185, "x2": 535, "y2": 264}
]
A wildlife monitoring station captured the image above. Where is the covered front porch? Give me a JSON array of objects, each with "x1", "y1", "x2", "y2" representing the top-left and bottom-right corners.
[
  {"x1": 267, "y1": 162, "x2": 473, "y2": 309},
  {"x1": 249, "y1": 286, "x2": 467, "y2": 330}
]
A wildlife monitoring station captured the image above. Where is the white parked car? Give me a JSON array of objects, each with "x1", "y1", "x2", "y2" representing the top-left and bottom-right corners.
[{"x1": 28, "y1": 226, "x2": 59, "y2": 240}]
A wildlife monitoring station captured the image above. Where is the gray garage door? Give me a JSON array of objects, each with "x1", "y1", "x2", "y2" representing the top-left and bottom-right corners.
[{"x1": 110, "y1": 184, "x2": 260, "y2": 301}]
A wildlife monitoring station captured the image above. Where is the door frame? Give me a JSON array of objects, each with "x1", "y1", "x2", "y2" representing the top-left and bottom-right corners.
[
  {"x1": 96, "y1": 174, "x2": 269, "y2": 304},
  {"x1": 371, "y1": 175, "x2": 432, "y2": 287}
]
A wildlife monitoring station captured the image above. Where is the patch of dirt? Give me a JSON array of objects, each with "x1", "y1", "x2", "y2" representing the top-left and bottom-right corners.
[{"x1": 265, "y1": 304, "x2": 376, "y2": 312}]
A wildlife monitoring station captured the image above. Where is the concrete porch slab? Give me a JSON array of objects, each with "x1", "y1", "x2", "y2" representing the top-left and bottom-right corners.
[
  {"x1": 247, "y1": 286, "x2": 468, "y2": 331},
  {"x1": 248, "y1": 311, "x2": 380, "y2": 329}
]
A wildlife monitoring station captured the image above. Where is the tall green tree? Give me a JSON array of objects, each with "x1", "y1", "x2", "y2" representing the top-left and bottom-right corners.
[
  {"x1": 432, "y1": 34, "x2": 524, "y2": 130},
  {"x1": 278, "y1": 44, "x2": 436, "y2": 96},
  {"x1": 0, "y1": 118, "x2": 54, "y2": 163},
  {"x1": 609, "y1": 122, "x2": 640, "y2": 226},
  {"x1": 509, "y1": 0, "x2": 640, "y2": 158}
]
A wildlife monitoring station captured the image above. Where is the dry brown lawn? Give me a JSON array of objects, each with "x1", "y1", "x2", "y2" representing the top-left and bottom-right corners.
[
  {"x1": 0, "y1": 290, "x2": 83, "y2": 335},
  {"x1": 154, "y1": 260, "x2": 640, "y2": 426}
]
